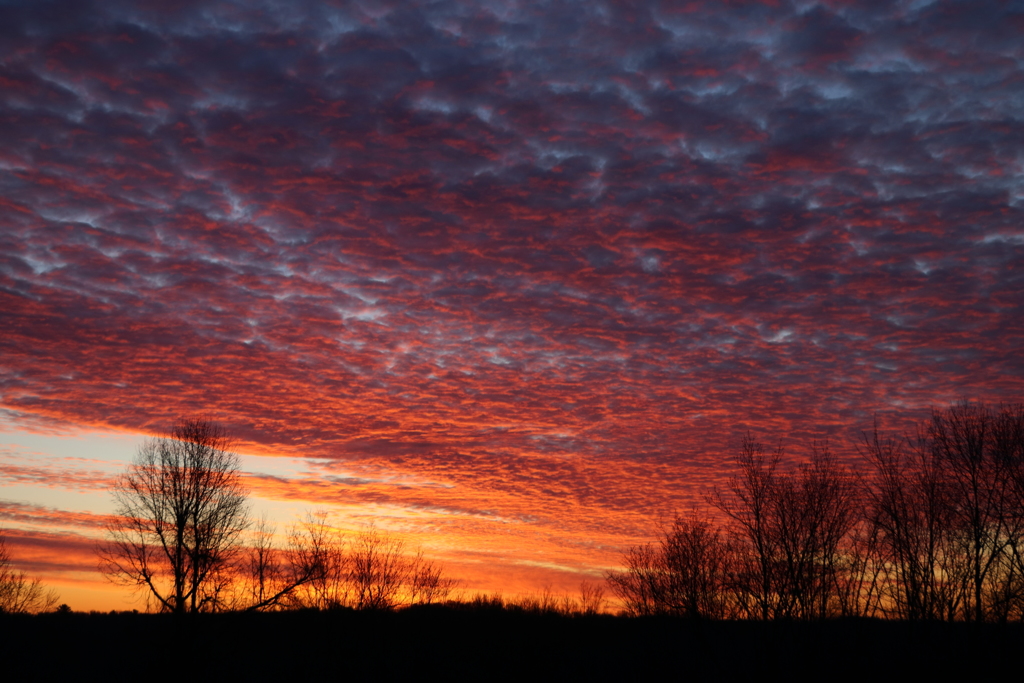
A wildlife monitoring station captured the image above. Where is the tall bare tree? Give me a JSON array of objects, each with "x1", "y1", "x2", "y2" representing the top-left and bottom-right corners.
[
  {"x1": 928, "y1": 401, "x2": 1024, "y2": 621},
  {"x1": 864, "y1": 425, "x2": 960, "y2": 620},
  {"x1": 708, "y1": 436, "x2": 784, "y2": 620},
  {"x1": 774, "y1": 443, "x2": 860, "y2": 619},
  {"x1": 99, "y1": 417, "x2": 250, "y2": 614},
  {"x1": 990, "y1": 403, "x2": 1024, "y2": 620},
  {"x1": 710, "y1": 437, "x2": 860, "y2": 620}
]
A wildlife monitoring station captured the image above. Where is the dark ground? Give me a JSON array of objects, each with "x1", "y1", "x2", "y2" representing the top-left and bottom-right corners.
[{"x1": 2, "y1": 606, "x2": 1019, "y2": 679}]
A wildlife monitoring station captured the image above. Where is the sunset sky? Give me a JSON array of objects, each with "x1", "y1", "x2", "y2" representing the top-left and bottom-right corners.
[{"x1": 2, "y1": 0, "x2": 1022, "y2": 611}]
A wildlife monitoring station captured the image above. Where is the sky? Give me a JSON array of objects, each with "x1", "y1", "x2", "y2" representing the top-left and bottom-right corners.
[{"x1": 2, "y1": 0, "x2": 1023, "y2": 611}]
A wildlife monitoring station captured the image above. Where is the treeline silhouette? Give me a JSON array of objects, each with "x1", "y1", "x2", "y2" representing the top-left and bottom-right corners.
[
  {"x1": 608, "y1": 401, "x2": 1024, "y2": 623},
  {"x1": 5, "y1": 605, "x2": 1022, "y2": 677},
  {"x1": 7, "y1": 401, "x2": 1024, "y2": 676}
]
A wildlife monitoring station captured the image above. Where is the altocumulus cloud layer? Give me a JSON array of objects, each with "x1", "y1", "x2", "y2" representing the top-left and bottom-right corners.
[{"x1": 2, "y1": 0, "x2": 1023, "y2": 590}]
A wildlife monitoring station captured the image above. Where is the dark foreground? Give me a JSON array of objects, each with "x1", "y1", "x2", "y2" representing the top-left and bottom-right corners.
[{"x1": 3, "y1": 605, "x2": 1020, "y2": 679}]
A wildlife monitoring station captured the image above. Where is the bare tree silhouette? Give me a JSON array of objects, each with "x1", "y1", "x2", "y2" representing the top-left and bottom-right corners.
[
  {"x1": 577, "y1": 580, "x2": 606, "y2": 615},
  {"x1": 604, "y1": 402, "x2": 1024, "y2": 622},
  {"x1": 708, "y1": 437, "x2": 861, "y2": 619},
  {"x1": 284, "y1": 510, "x2": 349, "y2": 610},
  {"x1": 863, "y1": 424, "x2": 959, "y2": 620},
  {"x1": 276, "y1": 518, "x2": 458, "y2": 611},
  {"x1": 99, "y1": 416, "x2": 250, "y2": 614},
  {"x1": 607, "y1": 510, "x2": 731, "y2": 618},
  {"x1": 408, "y1": 551, "x2": 459, "y2": 605},
  {"x1": 606, "y1": 541, "x2": 662, "y2": 616},
  {"x1": 708, "y1": 436, "x2": 784, "y2": 619},
  {"x1": 348, "y1": 526, "x2": 411, "y2": 610},
  {"x1": 0, "y1": 530, "x2": 59, "y2": 614},
  {"x1": 239, "y1": 513, "x2": 333, "y2": 611},
  {"x1": 929, "y1": 401, "x2": 1022, "y2": 622},
  {"x1": 776, "y1": 442, "x2": 861, "y2": 619},
  {"x1": 864, "y1": 403, "x2": 1024, "y2": 622},
  {"x1": 990, "y1": 403, "x2": 1024, "y2": 620}
]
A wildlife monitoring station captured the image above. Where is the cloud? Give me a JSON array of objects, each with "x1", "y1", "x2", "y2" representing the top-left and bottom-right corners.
[{"x1": 2, "y1": 0, "x2": 1022, "y2": 595}]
